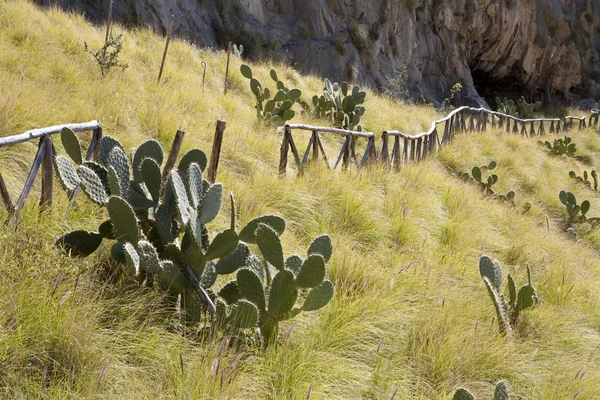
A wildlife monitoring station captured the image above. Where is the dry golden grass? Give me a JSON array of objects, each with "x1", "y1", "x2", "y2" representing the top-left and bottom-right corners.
[{"x1": 1, "y1": 1, "x2": 600, "y2": 399}]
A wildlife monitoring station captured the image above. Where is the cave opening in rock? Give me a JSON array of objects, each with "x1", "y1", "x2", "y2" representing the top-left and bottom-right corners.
[{"x1": 471, "y1": 69, "x2": 530, "y2": 109}]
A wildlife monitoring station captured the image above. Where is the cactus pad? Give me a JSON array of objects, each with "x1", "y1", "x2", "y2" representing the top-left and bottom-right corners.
[
  {"x1": 256, "y1": 224, "x2": 284, "y2": 270},
  {"x1": 159, "y1": 261, "x2": 185, "y2": 295},
  {"x1": 182, "y1": 289, "x2": 203, "y2": 323},
  {"x1": 483, "y1": 277, "x2": 512, "y2": 335},
  {"x1": 302, "y1": 280, "x2": 334, "y2": 311},
  {"x1": 239, "y1": 215, "x2": 286, "y2": 243},
  {"x1": 55, "y1": 230, "x2": 103, "y2": 257},
  {"x1": 218, "y1": 281, "x2": 242, "y2": 304},
  {"x1": 199, "y1": 183, "x2": 222, "y2": 224},
  {"x1": 178, "y1": 149, "x2": 207, "y2": 173},
  {"x1": 132, "y1": 139, "x2": 163, "y2": 182},
  {"x1": 60, "y1": 127, "x2": 83, "y2": 165},
  {"x1": 268, "y1": 270, "x2": 297, "y2": 316},
  {"x1": 284, "y1": 254, "x2": 302, "y2": 276},
  {"x1": 295, "y1": 254, "x2": 325, "y2": 288},
  {"x1": 200, "y1": 260, "x2": 217, "y2": 288},
  {"x1": 205, "y1": 229, "x2": 238, "y2": 260},
  {"x1": 98, "y1": 220, "x2": 115, "y2": 239},
  {"x1": 307, "y1": 235, "x2": 333, "y2": 262},
  {"x1": 77, "y1": 165, "x2": 108, "y2": 205},
  {"x1": 169, "y1": 170, "x2": 191, "y2": 225},
  {"x1": 141, "y1": 158, "x2": 161, "y2": 203},
  {"x1": 494, "y1": 381, "x2": 509, "y2": 400},
  {"x1": 106, "y1": 146, "x2": 130, "y2": 195},
  {"x1": 107, "y1": 196, "x2": 139, "y2": 243},
  {"x1": 452, "y1": 388, "x2": 474, "y2": 400},
  {"x1": 123, "y1": 242, "x2": 140, "y2": 275},
  {"x1": 137, "y1": 240, "x2": 160, "y2": 274},
  {"x1": 216, "y1": 242, "x2": 249, "y2": 274},
  {"x1": 237, "y1": 268, "x2": 266, "y2": 312},
  {"x1": 479, "y1": 256, "x2": 502, "y2": 292},
  {"x1": 516, "y1": 285, "x2": 535, "y2": 311},
  {"x1": 107, "y1": 166, "x2": 121, "y2": 196},
  {"x1": 228, "y1": 299, "x2": 259, "y2": 329},
  {"x1": 99, "y1": 135, "x2": 125, "y2": 167},
  {"x1": 246, "y1": 255, "x2": 265, "y2": 284},
  {"x1": 54, "y1": 155, "x2": 81, "y2": 191},
  {"x1": 185, "y1": 163, "x2": 203, "y2": 209}
]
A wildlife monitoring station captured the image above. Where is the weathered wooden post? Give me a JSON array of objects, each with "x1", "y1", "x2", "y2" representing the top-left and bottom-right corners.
[
  {"x1": 379, "y1": 132, "x2": 389, "y2": 164},
  {"x1": 207, "y1": 120, "x2": 226, "y2": 183},
  {"x1": 224, "y1": 42, "x2": 232, "y2": 94},
  {"x1": 391, "y1": 136, "x2": 401, "y2": 168},
  {"x1": 157, "y1": 15, "x2": 175, "y2": 84},
  {"x1": 40, "y1": 136, "x2": 53, "y2": 210},
  {"x1": 0, "y1": 172, "x2": 13, "y2": 213},
  {"x1": 104, "y1": 0, "x2": 113, "y2": 44},
  {"x1": 162, "y1": 129, "x2": 185, "y2": 182},
  {"x1": 539, "y1": 120, "x2": 545, "y2": 135},
  {"x1": 201, "y1": 61, "x2": 207, "y2": 92}
]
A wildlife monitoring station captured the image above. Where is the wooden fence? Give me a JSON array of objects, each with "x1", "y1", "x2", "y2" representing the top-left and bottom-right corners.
[
  {"x1": 0, "y1": 121, "x2": 102, "y2": 226},
  {"x1": 0, "y1": 120, "x2": 227, "y2": 226},
  {"x1": 377, "y1": 106, "x2": 589, "y2": 168},
  {"x1": 279, "y1": 124, "x2": 377, "y2": 176}
]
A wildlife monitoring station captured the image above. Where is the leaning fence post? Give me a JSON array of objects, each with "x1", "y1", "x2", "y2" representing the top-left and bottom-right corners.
[
  {"x1": 378, "y1": 132, "x2": 389, "y2": 163},
  {"x1": 162, "y1": 129, "x2": 185, "y2": 181},
  {"x1": 0, "y1": 171, "x2": 13, "y2": 213},
  {"x1": 224, "y1": 42, "x2": 232, "y2": 94},
  {"x1": 208, "y1": 120, "x2": 226, "y2": 183},
  {"x1": 40, "y1": 136, "x2": 53, "y2": 211},
  {"x1": 279, "y1": 126, "x2": 291, "y2": 175},
  {"x1": 157, "y1": 14, "x2": 174, "y2": 84}
]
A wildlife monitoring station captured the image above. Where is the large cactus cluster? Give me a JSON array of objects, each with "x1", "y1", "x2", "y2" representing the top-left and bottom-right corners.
[
  {"x1": 53, "y1": 129, "x2": 334, "y2": 338},
  {"x1": 312, "y1": 78, "x2": 366, "y2": 131},
  {"x1": 457, "y1": 160, "x2": 515, "y2": 201},
  {"x1": 240, "y1": 64, "x2": 309, "y2": 127},
  {"x1": 453, "y1": 381, "x2": 510, "y2": 400},
  {"x1": 216, "y1": 227, "x2": 334, "y2": 347},
  {"x1": 569, "y1": 169, "x2": 598, "y2": 190},
  {"x1": 495, "y1": 96, "x2": 540, "y2": 119},
  {"x1": 479, "y1": 256, "x2": 539, "y2": 336}
]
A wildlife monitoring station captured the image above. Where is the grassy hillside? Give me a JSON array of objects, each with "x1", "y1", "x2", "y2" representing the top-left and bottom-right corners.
[{"x1": 1, "y1": 1, "x2": 600, "y2": 398}]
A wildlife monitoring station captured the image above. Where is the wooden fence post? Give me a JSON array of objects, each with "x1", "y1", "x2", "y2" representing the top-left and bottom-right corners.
[
  {"x1": 157, "y1": 15, "x2": 174, "y2": 84},
  {"x1": 301, "y1": 131, "x2": 316, "y2": 168},
  {"x1": 0, "y1": 171, "x2": 13, "y2": 213},
  {"x1": 279, "y1": 127, "x2": 290, "y2": 175},
  {"x1": 315, "y1": 133, "x2": 330, "y2": 169},
  {"x1": 359, "y1": 136, "x2": 375, "y2": 168},
  {"x1": 162, "y1": 129, "x2": 185, "y2": 181},
  {"x1": 201, "y1": 61, "x2": 207, "y2": 92},
  {"x1": 8, "y1": 137, "x2": 47, "y2": 226},
  {"x1": 104, "y1": 0, "x2": 113, "y2": 44},
  {"x1": 224, "y1": 42, "x2": 232, "y2": 94},
  {"x1": 207, "y1": 120, "x2": 226, "y2": 183},
  {"x1": 391, "y1": 136, "x2": 401, "y2": 168},
  {"x1": 520, "y1": 121, "x2": 526, "y2": 136},
  {"x1": 539, "y1": 120, "x2": 545, "y2": 135},
  {"x1": 550, "y1": 120, "x2": 555, "y2": 133},
  {"x1": 40, "y1": 136, "x2": 53, "y2": 210},
  {"x1": 378, "y1": 132, "x2": 389, "y2": 163}
]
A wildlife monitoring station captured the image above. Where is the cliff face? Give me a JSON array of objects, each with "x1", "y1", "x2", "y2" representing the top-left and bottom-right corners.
[{"x1": 41, "y1": 0, "x2": 600, "y2": 107}]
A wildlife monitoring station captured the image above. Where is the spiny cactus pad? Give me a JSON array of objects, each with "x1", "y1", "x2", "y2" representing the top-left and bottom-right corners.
[
  {"x1": 159, "y1": 260, "x2": 185, "y2": 295},
  {"x1": 295, "y1": 254, "x2": 326, "y2": 288},
  {"x1": 452, "y1": 388, "x2": 474, "y2": 400},
  {"x1": 200, "y1": 261, "x2": 218, "y2": 288},
  {"x1": 246, "y1": 255, "x2": 265, "y2": 284},
  {"x1": 60, "y1": 127, "x2": 82, "y2": 165},
  {"x1": 237, "y1": 268, "x2": 266, "y2": 311},
  {"x1": 99, "y1": 135, "x2": 125, "y2": 167},
  {"x1": 54, "y1": 155, "x2": 81, "y2": 191},
  {"x1": 228, "y1": 299, "x2": 259, "y2": 329},
  {"x1": 98, "y1": 220, "x2": 115, "y2": 239},
  {"x1": 479, "y1": 256, "x2": 502, "y2": 292},
  {"x1": 141, "y1": 158, "x2": 161, "y2": 203},
  {"x1": 216, "y1": 243, "x2": 249, "y2": 274},
  {"x1": 132, "y1": 139, "x2": 163, "y2": 182},
  {"x1": 494, "y1": 381, "x2": 509, "y2": 400},
  {"x1": 178, "y1": 149, "x2": 207, "y2": 173},
  {"x1": 185, "y1": 163, "x2": 203, "y2": 209},
  {"x1": 205, "y1": 229, "x2": 238, "y2": 260},
  {"x1": 107, "y1": 196, "x2": 139, "y2": 243},
  {"x1": 302, "y1": 280, "x2": 334, "y2": 311},
  {"x1": 124, "y1": 242, "x2": 140, "y2": 274},
  {"x1": 199, "y1": 183, "x2": 222, "y2": 224},
  {"x1": 136, "y1": 240, "x2": 160, "y2": 274},
  {"x1": 218, "y1": 281, "x2": 242, "y2": 304},
  {"x1": 169, "y1": 170, "x2": 191, "y2": 225},
  {"x1": 268, "y1": 270, "x2": 297, "y2": 316},
  {"x1": 284, "y1": 254, "x2": 302, "y2": 276},
  {"x1": 239, "y1": 215, "x2": 286, "y2": 243},
  {"x1": 106, "y1": 146, "x2": 130, "y2": 195},
  {"x1": 307, "y1": 235, "x2": 333, "y2": 262},
  {"x1": 55, "y1": 230, "x2": 103, "y2": 257},
  {"x1": 77, "y1": 165, "x2": 109, "y2": 205},
  {"x1": 107, "y1": 166, "x2": 120, "y2": 196},
  {"x1": 256, "y1": 224, "x2": 284, "y2": 270}
]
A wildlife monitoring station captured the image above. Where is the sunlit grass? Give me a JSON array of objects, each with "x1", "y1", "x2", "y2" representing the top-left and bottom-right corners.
[{"x1": 2, "y1": 1, "x2": 600, "y2": 398}]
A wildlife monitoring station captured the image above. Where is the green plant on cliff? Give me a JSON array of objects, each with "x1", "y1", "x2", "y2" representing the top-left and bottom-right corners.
[
  {"x1": 312, "y1": 78, "x2": 367, "y2": 132},
  {"x1": 457, "y1": 160, "x2": 516, "y2": 201},
  {"x1": 53, "y1": 129, "x2": 333, "y2": 337},
  {"x1": 84, "y1": 34, "x2": 128, "y2": 76}
]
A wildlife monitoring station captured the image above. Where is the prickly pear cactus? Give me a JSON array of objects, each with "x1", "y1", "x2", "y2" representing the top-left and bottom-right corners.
[
  {"x1": 313, "y1": 78, "x2": 367, "y2": 132},
  {"x1": 217, "y1": 225, "x2": 334, "y2": 348},
  {"x1": 54, "y1": 134, "x2": 289, "y2": 326},
  {"x1": 479, "y1": 256, "x2": 539, "y2": 335},
  {"x1": 457, "y1": 160, "x2": 515, "y2": 201},
  {"x1": 240, "y1": 64, "x2": 305, "y2": 126}
]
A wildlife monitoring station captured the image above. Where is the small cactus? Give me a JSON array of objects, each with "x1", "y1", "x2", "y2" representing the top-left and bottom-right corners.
[
  {"x1": 541, "y1": 136, "x2": 577, "y2": 157},
  {"x1": 479, "y1": 256, "x2": 539, "y2": 335},
  {"x1": 457, "y1": 160, "x2": 515, "y2": 201},
  {"x1": 313, "y1": 78, "x2": 366, "y2": 131},
  {"x1": 452, "y1": 381, "x2": 510, "y2": 400}
]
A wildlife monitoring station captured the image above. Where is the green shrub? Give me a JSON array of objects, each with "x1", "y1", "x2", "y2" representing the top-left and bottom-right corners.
[
  {"x1": 457, "y1": 160, "x2": 516, "y2": 201},
  {"x1": 84, "y1": 34, "x2": 128, "y2": 76},
  {"x1": 312, "y1": 78, "x2": 366, "y2": 132}
]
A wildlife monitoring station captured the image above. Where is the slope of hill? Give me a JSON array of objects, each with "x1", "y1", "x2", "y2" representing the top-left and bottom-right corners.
[{"x1": 1, "y1": 2, "x2": 600, "y2": 399}]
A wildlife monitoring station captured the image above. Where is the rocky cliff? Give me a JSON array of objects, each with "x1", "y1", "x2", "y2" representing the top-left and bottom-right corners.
[{"x1": 39, "y1": 0, "x2": 600, "y2": 108}]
